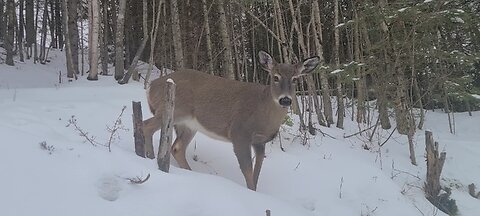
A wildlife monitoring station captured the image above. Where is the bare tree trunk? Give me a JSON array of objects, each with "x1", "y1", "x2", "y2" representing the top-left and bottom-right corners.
[
  {"x1": 63, "y1": 0, "x2": 76, "y2": 79},
  {"x1": 443, "y1": 86, "x2": 454, "y2": 134},
  {"x1": 33, "y1": 0, "x2": 39, "y2": 63},
  {"x1": 408, "y1": 126, "x2": 417, "y2": 166},
  {"x1": 48, "y1": 0, "x2": 56, "y2": 48},
  {"x1": 68, "y1": 0, "x2": 79, "y2": 71},
  {"x1": 40, "y1": 0, "x2": 49, "y2": 63},
  {"x1": 287, "y1": 0, "x2": 325, "y2": 127},
  {"x1": 425, "y1": 131, "x2": 446, "y2": 199},
  {"x1": 100, "y1": 0, "x2": 109, "y2": 76},
  {"x1": 18, "y1": 0, "x2": 25, "y2": 62},
  {"x1": 201, "y1": 0, "x2": 214, "y2": 75},
  {"x1": 5, "y1": 0, "x2": 15, "y2": 66},
  {"x1": 333, "y1": 0, "x2": 344, "y2": 129},
  {"x1": 313, "y1": 0, "x2": 333, "y2": 126},
  {"x1": 143, "y1": 0, "x2": 164, "y2": 89},
  {"x1": 132, "y1": 101, "x2": 145, "y2": 158},
  {"x1": 0, "y1": 0, "x2": 4, "y2": 42},
  {"x1": 87, "y1": 0, "x2": 99, "y2": 80},
  {"x1": 377, "y1": 77, "x2": 391, "y2": 129},
  {"x1": 130, "y1": 0, "x2": 147, "y2": 81},
  {"x1": 412, "y1": 61, "x2": 425, "y2": 130},
  {"x1": 377, "y1": 0, "x2": 392, "y2": 130},
  {"x1": 273, "y1": 0, "x2": 289, "y2": 63},
  {"x1": 25, "y1": 0, "x2": 34, "y2": 59},
  {"x1": 354, "y1": 9, "x2": 366, "y2": 124},
  {"x1": 114, "y1": 0, "x2": 127, "y2": 80},
  {"x1": 158, "y1": 80, "x2": 176, "y2": 172},
  {"x1": 217, "y1": 0, "x2": 234, "y2": 79},
  {"x1": 55, "y1": 0, "x2": 62, "y2": 48},
  {"x1": 170, "y1": 0, "x2": 185, "y2": 69},
  {"x1": 80, "y1": 18, "x2": 85, "y2": 76}
]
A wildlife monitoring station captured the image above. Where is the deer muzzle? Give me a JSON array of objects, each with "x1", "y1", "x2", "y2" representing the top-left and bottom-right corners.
[{"x1": 279, "y1": 97, "x2": 292, "y2": 107}]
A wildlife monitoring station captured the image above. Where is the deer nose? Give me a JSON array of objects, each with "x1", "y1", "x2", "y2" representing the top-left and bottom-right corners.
[{"x1": 279, "y1": 97, "x2": 292, "y2": 107}]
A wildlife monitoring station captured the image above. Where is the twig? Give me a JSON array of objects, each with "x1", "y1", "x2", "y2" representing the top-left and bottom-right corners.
[
  {"x1": 126, "y1": 173, "x2": 151, "y2": 184},
  {"x1": 339, "y1": 177, "x2": 344, "y2": 199},
  {"x1": 343, "y1": 123, "x2": 377, "y2": 138},
  {"x1": 380, "y1": 127, "x2": 397, "y2": 147},
  {"x1": 316, "y1": 128, "x2": 337, "y2": 139},
  {"x1": 106, "y1": 106, "x2": 128, "y2": 152},
  {"x1": 66, "y1": 116, "x2": 100, "y2": 146},
  {"x1": 294, "y1": 162, "x2": 301, "y2": 170},
  {"x1": 278, "y1": 131, "x2": 285, "y2": 152}
]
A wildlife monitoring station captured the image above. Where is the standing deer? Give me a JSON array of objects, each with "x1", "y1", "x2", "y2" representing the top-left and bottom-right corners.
[{"x1": 144, "y1": 51, "x2": 320, "y2": 190}]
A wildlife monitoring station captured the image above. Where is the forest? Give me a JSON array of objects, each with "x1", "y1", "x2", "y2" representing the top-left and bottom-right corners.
[{"x1": 1, "y1": 0, "x2": 479, "y2": 131}]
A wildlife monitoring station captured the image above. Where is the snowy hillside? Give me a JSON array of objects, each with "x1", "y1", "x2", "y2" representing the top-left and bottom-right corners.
[{"x1": 1, "y1": 50, "x2": 479, "y2": 216}]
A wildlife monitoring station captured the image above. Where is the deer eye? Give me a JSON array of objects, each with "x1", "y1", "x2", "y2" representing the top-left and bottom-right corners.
[{"x1": 273, "y1": 75, "x2": 281, "y2": 83}]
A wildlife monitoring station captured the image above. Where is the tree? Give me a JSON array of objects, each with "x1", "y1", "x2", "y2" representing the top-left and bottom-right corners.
[
  {"x1": 87, "y1": 0, "x2": 99, "y2": 80},
  {"x1": 313, "y1": 0, "x2": 334, "y2": 126},
  {"x1": 170, "y1": 0, "x2": 184, "y2": 69},
  {"x1": 18, "y1": 0, "x2": 25, "y2": 62},
  {"x1": 5, "y1": 0, "x2": 15, "y2": 66},
  {"x1": 0, "y1": 0, "x2": 4, "y2": 42},
  {"x1": 63, "y1": 0, "x2": 77, "y2": 79},
  {"x1": 217, "y1": 0, "x2": 234, "y2": 79},
  {"x1": 25, "y1": 0, "x2": 34, "y2": 59},
  {"x1": 114, "y1": 0, "x2": 126, "y2": 80},
  {"x1": 202, "y1": 0, "x2": 214, "y2": 75},
  {"x1": 333, "y1": 0, "x2": 344, "y2": 129}
]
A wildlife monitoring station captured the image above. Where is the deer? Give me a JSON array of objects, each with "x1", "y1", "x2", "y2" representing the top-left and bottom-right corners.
[{"x1": 143, "y1": 51, "x2": 320, "y2": 191}]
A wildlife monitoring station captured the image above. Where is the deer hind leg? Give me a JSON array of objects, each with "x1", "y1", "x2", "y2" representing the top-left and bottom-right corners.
[
  {"x1": 171, "y1": 125, "x2": 196, "y2": 170},
  {"x1": 252, "y1": 143, "x2": 266, "y2": 189},
  {"x1": 232, "y1": 141, "x2": 255, "y2": 190},
  {"x1": 143, "y1": 116, "x2": 163, "y2": 159}
]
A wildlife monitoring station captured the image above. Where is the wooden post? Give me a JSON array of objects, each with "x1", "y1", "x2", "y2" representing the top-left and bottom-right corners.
[
  {"x1": 424, "y1": 130, "x2": 446, "y2": 199},
  {"x1": 132, "y1": 101, "x2": 145, "y2": 158},
  {"x1": 157, "y1": 79, "x2": 176, "y2": 172}
]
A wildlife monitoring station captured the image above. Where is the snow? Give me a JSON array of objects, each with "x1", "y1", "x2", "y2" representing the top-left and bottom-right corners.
[
  {"x1": 1, "y1": 49, "x2": 480, "y2": 216},
  {"x1": 330, "y1": 69, "x2": 344, "y2": 74},
  {"x1": 167, "y1": 78, "x2": 175, "y2": 84},
  {"x1": 335, "y1": 23, "x2": 346, "y2": 28},
  {"x1": 423, "y1": 0, "x2": 433, "y2": 3},
  {"x1": 452, "y1": 17, "x2": 465, "y2": 24}
]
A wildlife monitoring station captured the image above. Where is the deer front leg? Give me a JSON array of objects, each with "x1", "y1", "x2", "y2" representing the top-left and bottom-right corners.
[
  {"x1": 232, "y1": 141, "x2": 255, "y2": 190},
  {"x1": 143, "y1": 116, "x2": 162, "y2": 159},
  {"x1": 252, "y1": 143, "x2": 265, "y2": 188}
]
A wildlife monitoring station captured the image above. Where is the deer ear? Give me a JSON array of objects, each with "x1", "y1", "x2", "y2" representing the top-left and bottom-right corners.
[
  {"x1": 300, "y1": 56, "x2": 320, "y2": 74},
  {"x1": 297, "y1": 56, "x2": 320, "y2": 76},
  {"x1": 258, "y1": 51, "x2": 275, "y2": 72}
]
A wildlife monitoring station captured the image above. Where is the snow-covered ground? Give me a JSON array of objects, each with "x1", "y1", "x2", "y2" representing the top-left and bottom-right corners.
[{"x1": 1, "y1": 50, "x2": 479, "y2": 216}]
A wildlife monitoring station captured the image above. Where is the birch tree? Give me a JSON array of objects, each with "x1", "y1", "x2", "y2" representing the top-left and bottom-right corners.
[{"x1": 87, "y1": 0, "x2": 100, "y2": 80}]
